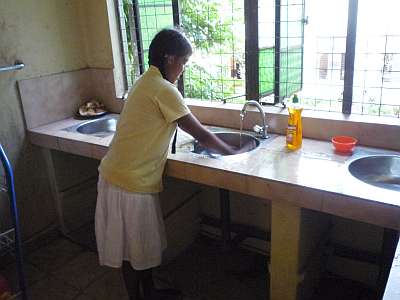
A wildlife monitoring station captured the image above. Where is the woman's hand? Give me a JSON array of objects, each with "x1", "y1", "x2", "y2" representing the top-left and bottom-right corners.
[
  {"x1": 177, "y1": 113, "x2": 258, "y2": 156},
  {"x1": 177, "y1": 114, "x2": 238, "y2": 155},
  {"x1": 233, "y1": 139, "x2": 257, "y2": 154}
]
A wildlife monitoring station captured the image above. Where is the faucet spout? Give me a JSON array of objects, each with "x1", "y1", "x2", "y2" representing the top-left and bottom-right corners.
[{"x1": 241, "y1": 100, "x2": 268, "y2": 139}]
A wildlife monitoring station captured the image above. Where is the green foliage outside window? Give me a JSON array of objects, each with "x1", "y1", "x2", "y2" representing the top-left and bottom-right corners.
[
  {"x1": 181, "y1": 0, "x2": 233, "y2": 52},
  {"x1": 121, "y1": 0, "x2": 245, "y2": 102},
  {"x1": 181, "y1": 0, "x2": 245, "y2": 101}
]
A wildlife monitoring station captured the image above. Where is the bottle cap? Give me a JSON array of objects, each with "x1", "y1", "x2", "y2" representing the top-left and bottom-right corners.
[{"x1": 292, "y1": 94, "x2": 299, "y2": 103}]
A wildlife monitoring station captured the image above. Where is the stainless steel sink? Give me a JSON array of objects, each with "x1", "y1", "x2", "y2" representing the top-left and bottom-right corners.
[
  {"x1": 192, "y1": 132, "x2": 260, "y2": 156},
  {"x1": 348, "y1": 155, "x2": 400, "y2": 191},
  {"x1": 64, "y1": 116, "x2": 119, "y2": 137}
]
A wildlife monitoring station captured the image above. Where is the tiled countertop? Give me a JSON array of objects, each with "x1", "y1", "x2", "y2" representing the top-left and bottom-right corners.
[{"x1": 29, "y1": 114, "x2": 400, "y2": 230}]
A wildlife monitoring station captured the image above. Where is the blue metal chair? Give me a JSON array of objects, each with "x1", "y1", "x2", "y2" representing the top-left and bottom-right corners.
[{"x1": 0, "y1": 144, "x2": 27, "y2": 300}]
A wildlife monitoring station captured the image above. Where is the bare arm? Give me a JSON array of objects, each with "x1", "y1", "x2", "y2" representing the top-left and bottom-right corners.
[{"x1": 176, "y1": 113, "x2": 254, "y2": 155}]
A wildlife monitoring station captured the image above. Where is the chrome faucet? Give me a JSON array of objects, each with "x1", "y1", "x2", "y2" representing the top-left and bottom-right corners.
[{"x1": 240, "y1": 100, "x2": 269, "y2": 139}]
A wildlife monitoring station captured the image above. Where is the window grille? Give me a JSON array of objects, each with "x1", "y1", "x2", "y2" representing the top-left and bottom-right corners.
[
  {"x1": 117, "y1": 0, "x2": 174, "y2": 89},
  {"x1": 117, "y1": 0, "x2": 400, "y2": 117},
  {"x1": 181, "y1": 0, "x2": 246, "y2": 103},
  {"x1": 292, "y1": 0, "x2": 348, "y2": 113},
  {"x1": 352, "y1": 0, "x2": 400, "y2": 117},
  {"x1": 258, "y1": 0, "x2": 275, "y2": 97},
  {"x1": 118, "y1": 0, "x2": 140, "y2": 87}
]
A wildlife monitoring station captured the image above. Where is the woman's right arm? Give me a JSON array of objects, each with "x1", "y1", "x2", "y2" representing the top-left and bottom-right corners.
[{"x1": 176, "y1": 113, "x2": 255, "y2": 155}]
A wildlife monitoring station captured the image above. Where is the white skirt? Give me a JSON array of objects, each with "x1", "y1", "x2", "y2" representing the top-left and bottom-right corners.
[{"x1": 95, "y1": 175, "x2": 167, "y2": 270}]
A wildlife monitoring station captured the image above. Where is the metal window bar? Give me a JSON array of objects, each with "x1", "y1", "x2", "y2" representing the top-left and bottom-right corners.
[
  {"x1": 171, "y1": 0, "x2": 185, "y2": 95},
  {"x1": 245, "y1": 0, "x2": 259, "y2": 101},
  {"x1": 376, "y1": 35, "x2": 388, "y2": 117},
  {"x1": 342, "y1": 0, "x2": 358, "y2": 114},
  {"x1": 300, "y1": 1, "x2": 306, "y2": 94},
  {"x1": 117, "y1": 0, "x2": 137, "y2": 88},
  {"x1": 132, "y1": 0, "x2": 145, "y2": 74},
  {"x1": 114, "y1": 0, "x2": 129, "y2": 93}
]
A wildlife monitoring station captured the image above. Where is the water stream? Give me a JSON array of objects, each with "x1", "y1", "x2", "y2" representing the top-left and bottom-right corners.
[{"x1": 239, "y1": 112, "x2": 245, "y2": 148}]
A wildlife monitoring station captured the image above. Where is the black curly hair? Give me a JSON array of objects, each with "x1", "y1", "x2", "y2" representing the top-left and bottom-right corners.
[{"x1": 148, "y1": 28, "x2": 192, "y2": 79}]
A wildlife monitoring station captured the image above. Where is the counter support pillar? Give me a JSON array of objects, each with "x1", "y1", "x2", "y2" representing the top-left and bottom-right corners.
[
  {"x1": 270, "y1": 201, "x2": 301, "y2": 300},
  {"x1": 41, "y1": 148, "x2": 67, "y2": 234}
]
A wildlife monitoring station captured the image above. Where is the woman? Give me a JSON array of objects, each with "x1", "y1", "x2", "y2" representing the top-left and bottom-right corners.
[{"x1": 95, "y1": 28, "x2": 254, "y2": 300}]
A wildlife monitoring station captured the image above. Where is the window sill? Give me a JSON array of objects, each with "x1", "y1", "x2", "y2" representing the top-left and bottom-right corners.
[{"x1": 185, "y1": 98, "x2": 400, "y2": 151}]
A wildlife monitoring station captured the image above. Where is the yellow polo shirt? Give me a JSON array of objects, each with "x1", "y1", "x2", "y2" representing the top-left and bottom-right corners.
[{"x1": 99, "y1": 66, "x2": 190, "y2": 193}]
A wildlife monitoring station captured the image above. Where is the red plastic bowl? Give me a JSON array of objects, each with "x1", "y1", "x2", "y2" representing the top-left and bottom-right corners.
[{"x1": 331, "y1": 136, "x2": 358, "y2": 153}]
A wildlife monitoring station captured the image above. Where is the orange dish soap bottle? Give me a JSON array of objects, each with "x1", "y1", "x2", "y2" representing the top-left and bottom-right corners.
[{"x1": 286, "y1": 94, "x2": 303, "y2": 150}]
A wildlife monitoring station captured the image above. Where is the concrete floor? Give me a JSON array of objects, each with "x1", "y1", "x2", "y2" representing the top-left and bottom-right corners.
[
  {"x1": 1, "y1": 230, "x2": 267, "y2": 300},
  {"x1": 0, "y1": 227, "x2": 377, "y2": 300}
]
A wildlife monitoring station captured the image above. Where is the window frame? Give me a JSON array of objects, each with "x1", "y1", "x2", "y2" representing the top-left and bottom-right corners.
[
  {"x1": 342, "y1": 0, "x2": 358, "y2": 114},
  {"x1": 244, "y1": 0, "x2": 259, "y2": 101}
]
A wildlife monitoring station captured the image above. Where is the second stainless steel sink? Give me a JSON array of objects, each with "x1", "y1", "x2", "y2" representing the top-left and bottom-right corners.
[
  {"x1": 348, "y1": 155, "x2": 400, "y2": 191},
  {"x1": 77, "y1": 118, "x2": 117, "y2": 135},
  {"x1": 64, "y1": 115, "x2": 119, "y2": 137}
]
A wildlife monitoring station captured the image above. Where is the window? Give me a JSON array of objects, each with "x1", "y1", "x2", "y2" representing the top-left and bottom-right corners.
[
  {"x1": 352, "y1": 0, "x2": 400, "y2": 117},
  {"x1": 117, "y1": 0, "x2": 174, "y2": 88},
  {"x1": 301, "y1": 0, "x2": 348, "y2": 113},
  {"x1": 182, "y1": 0, "x2": 245, "y2": 103},
  {"x1": 117, "y1": 0, "x2": 400, "y2": 118}
]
